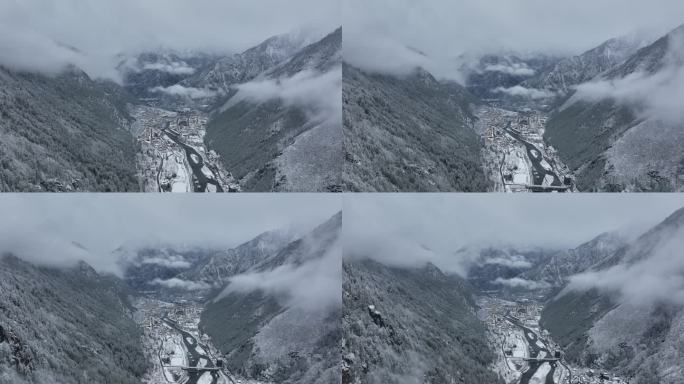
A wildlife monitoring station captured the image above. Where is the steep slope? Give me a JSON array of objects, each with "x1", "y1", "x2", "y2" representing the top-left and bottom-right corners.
[
  {"x1": 541, "y1": 207, "x2": 684, "y2": 384},
  {"x1": 0, "y1": 255, "x2": 148, "y2": 384},
  {"x1": 182, "y1": 33, "x2": 309, "y2": 96},
  {"x1": 200, "y1": 212, "x2": 342, "y2": 384},
  {"x1": 343, "y1": 64, "x2": 491, "y2": 192},
  {"x1": 205, "y1": 28, "x2": 342, "y2": 192},
  {"x1": 524, "y1": 36, "x2": 647, "y2": 95},
  {"x1": 0, "y1": 66, "x2": 140, "y2": 192},
  {"x1": 342, "y1": 258, "x2": 502, "y2": 384},
  {"x1": 522, "y1": 232, "x2": 628, "y2": 286},
  {"x1": 544, "y1": 25, "x2": 684, "y2": 191},
  {"x1": 179, "y1": 230, "x2": 294, "y2": 283}
]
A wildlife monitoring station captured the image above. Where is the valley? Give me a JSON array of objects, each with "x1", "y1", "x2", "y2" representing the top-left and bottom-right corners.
[
  {"x1": 137, "y1": 296, "x2": 262, "y2": 384},
  {"x1": 132, "y1": 105, "x2": 239, "y2": 193},
  {"x1": 479, "y1": 295, "x2": 627, "y2": 384},
  {"x1": 476, "y1": 106, "x2": 574, "y2": 193}
]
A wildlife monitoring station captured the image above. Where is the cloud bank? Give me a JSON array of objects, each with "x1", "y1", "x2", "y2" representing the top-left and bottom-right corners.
[
  {"x1": 494, "y1": 277, "x2": 550, "y2": 290},
  {"x1": 0, "y1": 0, "x2": 339, "y2": 80},
  {"x1": 494, "y1": 86, "x2": 555, "y2": 99},
  {"x1": 343, "y1": 194, "x2": 684, "y2": 276},
  {"x1": 218, "y1": 238, "x2": 342, "y2": 311},
  {"x1": 572, "y1": 28, "x2": 684, "y2": 125},
  {"x1": 231, "y1": 67, "x2": 342, "y2": 125},
  {"x1": 151, "y1": 278, "x2": 211, "y2": 291},
  {"x1": 150, "y1": 85, "x2": 219, "y2": 99},
  {"x1": 143, "y1": 62, "x2": 196, "y2": 75},
  {"x1": 0, "y1": 194, "x2": 341, "y2": 276},
  {"x1": 566, "y1": 228, "x2": 684, "y2": 306},
  {"x1": 344, "y1": 0, "x2": 684, "y2": 80},
  {"x1": 485, "y1": 63, "x2": 535, "y2": 76}
]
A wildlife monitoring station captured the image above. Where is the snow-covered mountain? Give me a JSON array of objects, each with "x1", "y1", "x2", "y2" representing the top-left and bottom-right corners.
[
  {"x1": 343, "y1": 63, "x2": 490, "y2": 192},
  {"x1": 523, "y1": 35, "x2": 650, "y2": 95},
  {"x1": 0, "y1": 255, "x2": 148, "y2": 383},
  {"x1": 541, "y1": 206, "x2": 684, "y2": 384},
  {"x1": 545, "y1": 24, "x2": 684, "y2": 192},
  {"x1": 342, "y1": 258, "x2": 501, "y2": 384},
  {"x1": 0, "y1": 65, "x2": 139, "y2": 192},
  {"x1": 205, "y1": 28, "x2": 342, "y2": 192},
  {"x1": 181, "y1": 33, "x2": 312, "y2": 96},
  {"x1": 200, "y1": 212, "x2": 342, "y2": 384}
]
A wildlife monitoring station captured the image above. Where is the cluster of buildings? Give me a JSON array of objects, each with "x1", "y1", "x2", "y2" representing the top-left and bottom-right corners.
[
  {"x1": 476, "y1": 106, "x2": 574, "y2": 192},
  {"x1": 478, "y1": 295, "x2": 630, "y2": 384},
  {"x1": 132, "y1": 105, "x2": 239, "y2": 192}
]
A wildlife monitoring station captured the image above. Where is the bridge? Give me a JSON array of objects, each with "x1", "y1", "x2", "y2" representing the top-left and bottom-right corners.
[
  {"x1": 507, "y1": 357, "x2": 560, "y2": 363},
  {"x1": 163, "y1": 365, "x2": 221, "y2": 372},
  {"x1": 505, "y1": 183, "x2": 571, "y2": 192}
]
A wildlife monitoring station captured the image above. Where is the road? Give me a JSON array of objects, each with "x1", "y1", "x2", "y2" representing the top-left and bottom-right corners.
[{"x1": 163, "y1": 318, "x2": 221, "y2": 384}]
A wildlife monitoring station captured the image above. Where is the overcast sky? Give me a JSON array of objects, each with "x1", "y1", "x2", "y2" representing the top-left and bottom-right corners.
[
  {"x1": 0, "y1": 194, "x2": 340, "y2": 274},
  {"x1": 344, "y1": 194, "x2": 684, "y2": 275},
  {"x1": 344, "y1": 0, "x2": 684, "y2": 80},
  {"x1": 0, "y1": 0, "x2": 339, "y2": 79}
]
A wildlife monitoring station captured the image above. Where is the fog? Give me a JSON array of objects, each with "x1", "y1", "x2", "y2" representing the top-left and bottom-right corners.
[
  {"x1": 230, "y1": 66, "x2": 342, "y2": 125},
  {"x1": 567, "y1": 223, "x2": 684, "y2": 306},
  {"x1": 343, "y1": 194, "x2": 684, "y2": 276},
  {"x1": 344, "y1": 0, "x2": 684, "y2": 81},
  {"x1": 572, "y1": 26, "x2": 684, "y2": 125},
  {"x1": 0, "y1": 194, "x2": 341, "y2": 275},
  {"x1": 0, "y1": 0, "x2": 339, "y2": 80},
  {"x1": 219, "y1": 237, "x2": 342, "y2": 311}
]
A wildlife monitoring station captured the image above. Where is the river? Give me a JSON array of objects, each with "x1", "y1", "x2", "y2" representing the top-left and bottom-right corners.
[
  {"x1": 505, "y1": 315, "x2": 557, "y2": 384},
  {"x1": 163, "y1": 125, "x2": 224, "y2": 192},
  {"x1": 163, "y1": 318, "x2": 221, "y2": 384},
  {"x1": 504, "y1": 123, "x2": 565, "y2": 191}
]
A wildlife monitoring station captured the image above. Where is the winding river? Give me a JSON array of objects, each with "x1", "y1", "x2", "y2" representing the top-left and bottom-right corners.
[{"x1": 163, "y1": 318, "x2": 220, "y2": 384}]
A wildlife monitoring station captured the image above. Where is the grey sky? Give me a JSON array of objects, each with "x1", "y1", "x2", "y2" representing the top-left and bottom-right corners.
[
  {"x1": 344, "y1": 194, "x2": 684, "y2": 275},
  {"x1": 0, "y1": 194, "x2": 341, "y2": 274},
  {"x1": 344, "y1": 0, "x2": 684, "y2": 80},
  {"x1": 0, "y1": 0, "x2": 339, "y2": 79}
]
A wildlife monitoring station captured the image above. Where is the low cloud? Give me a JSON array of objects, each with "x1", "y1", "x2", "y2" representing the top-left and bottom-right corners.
[
  {"x1": 485, "y1": 255, "x2": 533, "y2": 269},
  {"x1": 572, "y1": 27, "x2": 684, "y2": 125},
  {"x1": 0, "y1": 0, "x2": 339, "y2": 80},
  {"x1": 566, "y1": 228, "x2": 684, "y2": 306},
  {"x1": 230, "y1": 66, "x2": 342, "y2": 125},
  {"x1": 494, "y1": 277, "x2": 550, "y2": 290},
  {"x1": 343, "y1": 195, "x2": 684, "y2": 277},
  {"x1": 494, "y1": 85, "x2": 555, "y2": 99},
  {"x1": 485, "y1": 63, "x2": 535, "y2": 76},
  {"x1": 217, "y1": 238, "x2": 341, "y2": 311},
  {"x1": 141, "y1": 256, "x2": 191, "y2": 269},
  {"x1": 143, "y1": 62, "x2": 195, "y2": 75},
  {"x1": 151, "y1": 278, "x2": 211, "y2": 291},
  {"x1": 150, "y1": 84, "x2": 219, "y2": 99}
]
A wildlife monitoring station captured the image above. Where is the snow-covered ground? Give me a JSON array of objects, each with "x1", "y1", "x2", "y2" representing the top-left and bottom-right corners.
[{"x1": 131, "y1": 105, "x2": 239, "y2": 193}]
